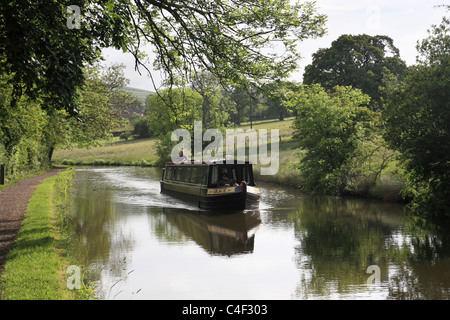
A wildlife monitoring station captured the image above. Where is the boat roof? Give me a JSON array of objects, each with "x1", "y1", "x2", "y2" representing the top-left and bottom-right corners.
[{"x1": 165, "y1": 157, "x2": 252, "y2": 166}]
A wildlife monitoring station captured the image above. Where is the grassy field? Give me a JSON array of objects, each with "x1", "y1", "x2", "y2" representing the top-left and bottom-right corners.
[
  {"x1": 53, "y1": 119, "x2": 297, "y2": 164},
  {"x1": 54, "y1": 138, "x2": 159, "y2": 166},
  {"x1": 238, "y1": 117, "x2": 295, "y2": 137}
]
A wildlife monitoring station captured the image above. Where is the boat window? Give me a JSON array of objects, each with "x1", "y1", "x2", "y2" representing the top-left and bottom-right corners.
[
  {"x1": 220, "y1": 167, "x2": 237, "y2": 182},
  {"x1": 231, "y1": 168, "x2": 237, "y2": 181},
  {"x1": 184, "y1": 167, "x2": 191, "y2": 182},
  {"x1": 195, "y1": 167, "x2": 208, "y2": 185},
  {"x1": 210, "y1": 166, "x2": 218, "y2": 187},
  {"x1": 190, "y1": 168, "x2": 197, "y2": 183},
  {"x1": 242, "y1": 166, "x2": 249, "y2": 183}
]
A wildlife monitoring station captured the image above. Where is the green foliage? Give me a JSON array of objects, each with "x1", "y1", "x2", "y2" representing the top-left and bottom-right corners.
[
  {"x1": 45, "y1": 63, "x2": 134, "y2": 151},
  {"x1": 0, "y1": 0, "x2": 131, "y2": 115},
  {"x1": 0, "y1": 75, "x2": 52, "y2": 178},
  {"x1": 132, "y1": 117, "x2": 153, "y2": 139},
  {"x1": 0, "y1": 61, "x2": 136, "y2": 182},
  {"x1": 155, "y1": 132, "x2": 178, "y2": 167},
  {"x1": 130, "y1": 0, "x2": 326, "y2": 88},
  {"x1": 70, "y1": 65, "x2": 127, "y2": 147},
  {"x1": 416, "y1": 8, "x2": 450, "y2": 66},
  {"x1": 289, "y1": 84, "x2": 382, "y2": 195},
  {"x1": 146, "y1": 87, "x2": 203, "y2": 137},
  {"x1": 146, "y1": 86, "x2": 232, "y2": 164},
  {"x1": 191, "y1": 71, "x2": 237, "y2": 128},
  {"x1": 261, "y1": 81, "x2": 298, "y2": 121},
  {"x1": 383, "y1": 11, "x2": 450, "y2": 215},
  {"x1": 303, "y1": 34, "x2": 407, "y2": 110}
]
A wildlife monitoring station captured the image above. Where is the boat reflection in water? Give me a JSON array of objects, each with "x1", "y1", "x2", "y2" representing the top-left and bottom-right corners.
[{"x1": 163, "y1": 208, "x2": 261, "y2": 256}]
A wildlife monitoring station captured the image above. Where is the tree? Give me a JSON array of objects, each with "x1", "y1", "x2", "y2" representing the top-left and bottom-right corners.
[
  {"x1": 383, "y1": 10, "x2": 450, "y2": 215},
  {"x1": 0, "y1": 0, "x2": 132, "y2": 115},
  {"x1": 303, "y1": 34, "x2": 406, "y2": 110},
  {"x1": 145, "y1": 87, "x2": 203, "y2": 165},
  {"x1": 146, "y1": 87, "x2": 203, "y2": 135},
  {"x1": 261, "y1": 80, "x2": 298, "y2": 120},
  {"x1": 0, "y1": 78, "x2": 51, "y2": 176},
  {"x1": 132, "y1": 117, "x2": 153, "y2": 139},
  {"x1": 288, "y1": 84, "x2": 377, "y2": 195},
  {"x1": 102, "y1": 64, "x2": 141, "y2": 119},
  {"x1": 44, "y1": 64, "x2": 135, "y2": 159},
  {"x1": 191, "y1": 71, "x2": 236, "y2": 128},
  {"x1": 128, "y1": 0, "x2": 327, "y2": 89}
]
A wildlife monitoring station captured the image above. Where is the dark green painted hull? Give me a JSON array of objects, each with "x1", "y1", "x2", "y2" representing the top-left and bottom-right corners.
[{"x1": 160, "y1": 180, "x2": 259, "y2": 211}]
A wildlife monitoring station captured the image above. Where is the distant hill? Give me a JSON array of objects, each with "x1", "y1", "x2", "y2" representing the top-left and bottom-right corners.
[{"x1": 124, "y1": 87, "x2": 154, "y2": 103}]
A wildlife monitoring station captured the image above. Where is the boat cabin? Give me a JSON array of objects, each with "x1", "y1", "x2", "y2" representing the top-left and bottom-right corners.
[
  {"x1": 160, "y1": 160, "x2": 259, "y2": 211},
  {"x1": 162, "y1": 160, "x2": 256, "y2": 188}
]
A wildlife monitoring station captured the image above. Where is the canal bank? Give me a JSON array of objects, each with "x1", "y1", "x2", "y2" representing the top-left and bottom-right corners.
[{"x1": 0, "y1": 166, "x2": 92, "y2": 300}]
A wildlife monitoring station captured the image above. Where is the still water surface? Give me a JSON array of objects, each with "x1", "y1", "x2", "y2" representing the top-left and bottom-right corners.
[{"x1": 70, "y1": 167, "x2": 450, "y2": 300}]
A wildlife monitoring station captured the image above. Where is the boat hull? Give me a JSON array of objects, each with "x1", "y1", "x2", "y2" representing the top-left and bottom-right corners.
[{"x1": 160, "y1": 180, "x2": 259, "y2": 211}]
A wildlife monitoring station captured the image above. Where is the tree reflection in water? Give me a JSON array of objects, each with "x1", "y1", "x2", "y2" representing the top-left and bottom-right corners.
[{"x1": 290, "y1": 196, "x2": 450, "y2": 299}]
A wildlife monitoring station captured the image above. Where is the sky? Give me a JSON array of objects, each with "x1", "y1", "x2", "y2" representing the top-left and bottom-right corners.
[{"x1": 102, "y1": 0, "x2": 447, "y2": 91}]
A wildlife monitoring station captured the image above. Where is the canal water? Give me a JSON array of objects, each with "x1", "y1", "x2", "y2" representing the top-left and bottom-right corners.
[{"x1": 69, "y1": 167, "x2": 450, "y2": 300}]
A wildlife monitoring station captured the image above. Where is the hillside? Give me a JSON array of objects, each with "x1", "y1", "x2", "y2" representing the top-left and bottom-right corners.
[{"x1": 124, "y1": 87, "x2": 154, "y2": 103}]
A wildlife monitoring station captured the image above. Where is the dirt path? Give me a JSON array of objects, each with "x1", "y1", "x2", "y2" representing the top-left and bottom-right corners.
[{"x1": 0, "y1": 167, "x2": 66, "y2": 273}]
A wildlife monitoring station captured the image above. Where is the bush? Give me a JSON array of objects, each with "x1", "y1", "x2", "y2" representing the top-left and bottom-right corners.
[
  {"x1": 288, "y1": 85, "x2": 377, "y2": 195},
  {"x1": 119, "y1": 130, "x2": 133, "y2": 140},
  {"x1": 132, "y1": 118, "x2": 152, "y2": 139}
]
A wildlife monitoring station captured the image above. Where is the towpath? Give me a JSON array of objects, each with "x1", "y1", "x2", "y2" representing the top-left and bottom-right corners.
[{"x1": 0, "y1": 167, "x2": 66, "y2": 273}]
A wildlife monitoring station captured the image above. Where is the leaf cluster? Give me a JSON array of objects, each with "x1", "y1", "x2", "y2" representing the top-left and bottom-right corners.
[
  {"x1": 303, "y1": 34, "x2": 407, "y2": 110},
  {"x1": 289, "y1": 84, "x2": 377, "y2": 194},
  {"x1": 126, "y1": 0, "x2": 327, "y2": 88},
  {"x1": 382, "y1": 8, "x2": 450, "y2": 215}
]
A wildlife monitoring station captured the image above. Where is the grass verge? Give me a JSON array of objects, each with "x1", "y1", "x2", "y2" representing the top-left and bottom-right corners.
[{"x1": 0, "y1": 167, "x2": 92, "y2": 300}]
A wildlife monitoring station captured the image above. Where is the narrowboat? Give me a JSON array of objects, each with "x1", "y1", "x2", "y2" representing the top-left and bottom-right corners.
[{"x1": 160, "y1": 159, "x2": 260, "y2": 211}]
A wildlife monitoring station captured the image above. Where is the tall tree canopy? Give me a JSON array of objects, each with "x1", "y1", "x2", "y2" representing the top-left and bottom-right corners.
[
  {"x1": 129, "y1": 0, "x2": 327, "y2": 87},
  {"x1": 383, "y1": 9, "x2": 450, "y2": 215},
  {"x1": 0, "y1": 0, "x2": 327, "y2": 116},
  {"x1": 0, "y1": 0, "x2": 131, "y2": 115},
  {"x1": 303, "y1": 34, "x2": 406, "y2": 109}
]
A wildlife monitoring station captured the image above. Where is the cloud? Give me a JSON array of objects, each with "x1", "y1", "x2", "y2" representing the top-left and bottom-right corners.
[{"x1": 101, "y1": 46, "x2": 162, "y2": 92}]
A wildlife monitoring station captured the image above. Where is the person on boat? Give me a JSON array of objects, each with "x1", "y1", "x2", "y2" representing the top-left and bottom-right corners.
[
  {"x1": 218, "y1": 173, "x2": 237, "y2": 187},
  {"x1": 176, "y1": 148, "x2": 188, "y2": 162}
]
